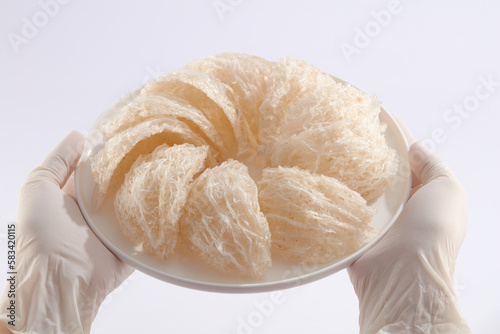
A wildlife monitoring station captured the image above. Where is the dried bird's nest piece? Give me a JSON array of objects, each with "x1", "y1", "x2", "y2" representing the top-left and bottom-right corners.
[
  {"x1": 257, "y1": 166, "x2": 376, "y2": 264},
  {"x1": 179, "y1": 159, "x2": 271, "y2": 277},
  {"x1": 114, "y1": 144, "x2": 208, "y2": 260}
]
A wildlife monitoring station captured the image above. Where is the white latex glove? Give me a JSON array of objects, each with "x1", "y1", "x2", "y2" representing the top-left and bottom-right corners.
[
  {"x1": 348, "y1": 121, "x2": 471, "y2": 334},
  {"x1": 0, "y1": 131, "x2": 134, "y2": 334}
]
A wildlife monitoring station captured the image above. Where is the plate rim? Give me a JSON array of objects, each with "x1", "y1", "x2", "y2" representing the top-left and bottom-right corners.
[{"x1": 75, "y1": 76, "x2": 411, "y2": 294}]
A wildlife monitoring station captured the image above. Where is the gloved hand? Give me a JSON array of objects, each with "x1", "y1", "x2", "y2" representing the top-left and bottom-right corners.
[
  {"x1": 348, "y1": 120, "x2": 471, "y2": 334},
  {"x1": 0, "y1": 131, "x2": 134, "y2": 334}
]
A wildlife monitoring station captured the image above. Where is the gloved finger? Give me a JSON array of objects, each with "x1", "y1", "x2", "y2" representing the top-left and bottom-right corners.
[
  {"x1": 408, "y1": 183, "x2": 423, "y2": 199},
  {"x1": 409, "y1": 141, "x2": 453, "y2": 185},
  {"x1": 29, "y1": 130, "x2": 84, "y2": 188},
  {"x1": 62, "y1": 171, "x2": 77, "y2": 201}
]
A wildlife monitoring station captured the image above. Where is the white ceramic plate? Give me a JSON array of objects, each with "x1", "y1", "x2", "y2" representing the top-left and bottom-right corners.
[{"x1": 75, "y1": 79, "x2": 411, "y2": 293}]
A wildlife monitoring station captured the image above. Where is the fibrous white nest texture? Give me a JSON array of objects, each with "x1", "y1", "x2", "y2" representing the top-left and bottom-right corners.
[{"x1": 90, "y1": 53, "x2": 398, "y2": 278}]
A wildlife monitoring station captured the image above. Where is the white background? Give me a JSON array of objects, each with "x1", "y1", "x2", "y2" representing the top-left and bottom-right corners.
[{"x1": 1, "y1": 0, "x2": 499, "y2": 333}]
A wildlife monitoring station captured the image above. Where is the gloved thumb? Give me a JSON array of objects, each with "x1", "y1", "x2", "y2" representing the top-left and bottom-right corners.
[
  {"x1": 409, "y1": 141, "x2": 453, "y2": 185},
  {"x1": 29, "y1": 130, "x2": 84, "y2": 188}
]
